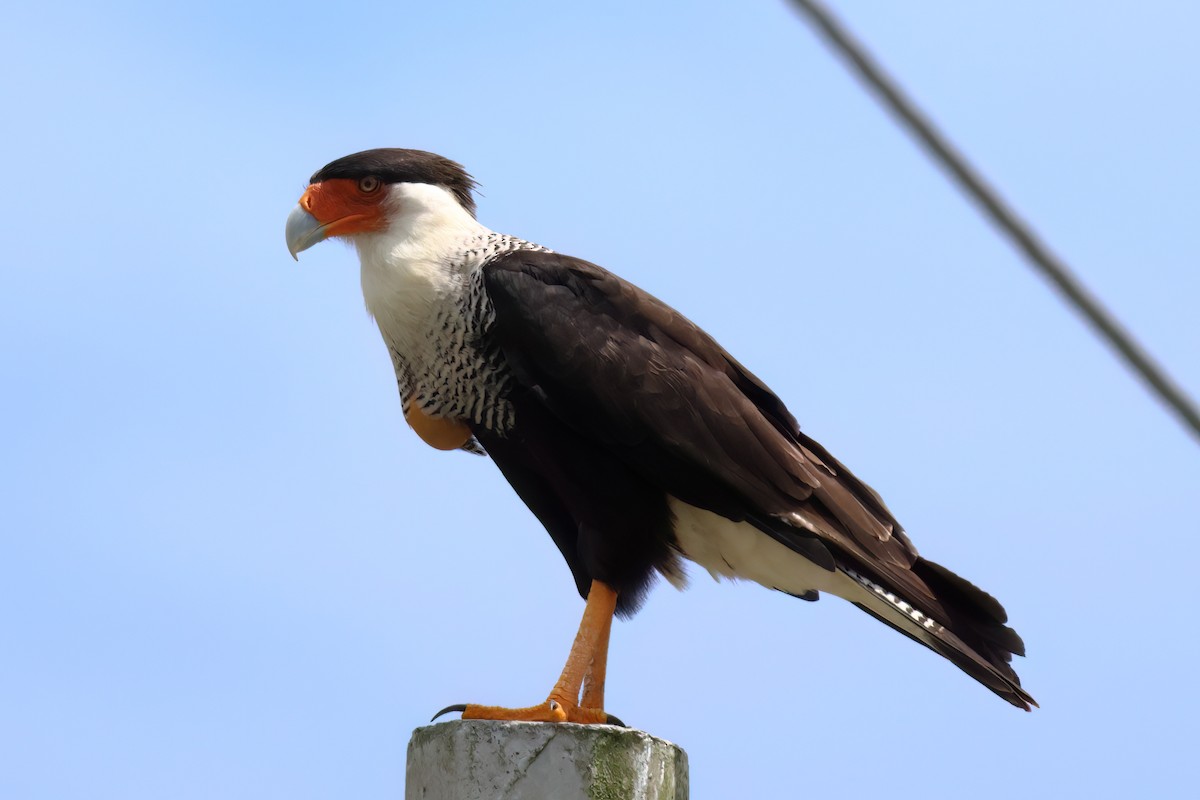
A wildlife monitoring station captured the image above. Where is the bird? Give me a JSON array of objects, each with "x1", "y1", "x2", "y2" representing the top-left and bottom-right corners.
[{"x1": 285, "y1": 148, "x2": 1036, "y2": 721}]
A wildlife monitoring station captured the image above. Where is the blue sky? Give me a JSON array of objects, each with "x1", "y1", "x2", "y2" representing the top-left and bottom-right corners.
[{"x1": 3, "y1": 2, "x2": 1198, "y2": 797}]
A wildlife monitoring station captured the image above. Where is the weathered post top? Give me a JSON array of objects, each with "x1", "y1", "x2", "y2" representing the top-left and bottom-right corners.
[{"x1": 406, "y1": 720, "x2": 689, "y2": 800}]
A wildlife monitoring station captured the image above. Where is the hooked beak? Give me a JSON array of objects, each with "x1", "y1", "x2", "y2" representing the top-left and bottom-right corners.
[{"x1": 285, "y1": 204, "x2": 329, "y2": 261}]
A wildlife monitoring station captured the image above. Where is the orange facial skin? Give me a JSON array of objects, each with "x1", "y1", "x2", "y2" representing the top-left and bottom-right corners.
[{"x1": 298, "y1": 178, "x2": 389, "y2": 238}]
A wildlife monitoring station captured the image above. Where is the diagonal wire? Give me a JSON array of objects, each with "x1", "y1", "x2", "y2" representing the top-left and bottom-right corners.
[{"x1": 787, "y1": 0, "x2": 1200, "y2": 446}]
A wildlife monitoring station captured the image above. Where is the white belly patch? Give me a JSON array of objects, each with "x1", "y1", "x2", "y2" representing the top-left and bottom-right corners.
[
  {"x1": 666, "y1": 497, "x2": 860, "y2": 600},
  {"x1": 666, "y1": 498, "x2": 946, "y2": 645}
]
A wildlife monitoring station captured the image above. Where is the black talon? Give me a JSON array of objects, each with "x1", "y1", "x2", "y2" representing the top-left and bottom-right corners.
[
  {"x1": 431, "y1": 703, "x2": 468, "y2": 722},
  {"x1": 604, "y1": 713, "x2": 627, "y2": 727}
]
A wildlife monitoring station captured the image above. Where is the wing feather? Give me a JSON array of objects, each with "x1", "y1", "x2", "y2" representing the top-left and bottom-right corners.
[
  {"x1": 483, "y1": 251, "x2": 914, "y2": 570},
  {"x1": 482, "y1": 249, "x2": 1032, "y2": 708}
]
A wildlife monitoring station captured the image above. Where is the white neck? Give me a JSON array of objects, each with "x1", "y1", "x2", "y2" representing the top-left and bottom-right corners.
[{"x1": 355, "y1": 183, "x2": 492, "y2": 353}]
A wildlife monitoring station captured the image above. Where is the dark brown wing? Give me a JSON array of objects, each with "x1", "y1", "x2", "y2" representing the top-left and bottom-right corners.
[
  {"x1": 483, "y1": 250, "x2": 916, "y2": 580},
  {"x1": 483, "y1": 250, "x2": 1033, "y2": 709}
]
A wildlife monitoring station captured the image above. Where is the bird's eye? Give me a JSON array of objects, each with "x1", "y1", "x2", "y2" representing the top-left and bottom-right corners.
[{"x1": 358, "y1": 176, "x2": 381, "y2": 193}]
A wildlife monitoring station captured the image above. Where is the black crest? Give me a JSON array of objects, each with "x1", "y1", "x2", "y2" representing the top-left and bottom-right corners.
[{"x1": 310, "y1": 148, "x2": 478, "y2": 216}]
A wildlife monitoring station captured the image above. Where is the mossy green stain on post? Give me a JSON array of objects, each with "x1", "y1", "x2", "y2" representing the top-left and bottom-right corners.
[{"x1": 587, "y1": 728, "x2": 640, "y2": 800}]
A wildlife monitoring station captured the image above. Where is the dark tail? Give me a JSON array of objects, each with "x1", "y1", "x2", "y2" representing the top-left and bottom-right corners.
[{"x1": 851, "y1": 557, "x2": 1037, "y2": 711}]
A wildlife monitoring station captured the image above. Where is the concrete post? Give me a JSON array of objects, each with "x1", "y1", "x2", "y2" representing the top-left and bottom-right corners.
[{"x1": 405, "y1": 720, "x2": 689, "y2": 800}]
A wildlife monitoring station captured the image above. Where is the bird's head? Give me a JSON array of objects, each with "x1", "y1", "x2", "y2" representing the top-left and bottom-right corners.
[{"x1": 285, "y1": 148, "x2": 479, "y2": 260}]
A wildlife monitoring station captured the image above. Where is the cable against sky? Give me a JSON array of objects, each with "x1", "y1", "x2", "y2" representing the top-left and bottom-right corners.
[{"x1": 788, "y1": 0, "x2": 1200, "y2": 446}]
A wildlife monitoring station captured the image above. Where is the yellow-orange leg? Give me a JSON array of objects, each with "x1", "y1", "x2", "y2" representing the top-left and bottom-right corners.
[
  {"x1": 455, "y1": 580, "x2": 619, "y2": 724},
  {"x1": 580, "y1": 602, "x2": 612, "y2": 710}
]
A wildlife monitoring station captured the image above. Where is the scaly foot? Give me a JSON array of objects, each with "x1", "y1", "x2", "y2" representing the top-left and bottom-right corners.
[
  {"x1": 432, "y1": 700, "x2": 625, "y2": 726},
  {"x1": 429, "y1": 581, "x2": 626, "y2": 727}
]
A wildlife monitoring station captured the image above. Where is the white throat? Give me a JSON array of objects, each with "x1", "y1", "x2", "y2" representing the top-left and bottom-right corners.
[{"x1": 355, "y1": 183, "x2": 492, "y2": 354}]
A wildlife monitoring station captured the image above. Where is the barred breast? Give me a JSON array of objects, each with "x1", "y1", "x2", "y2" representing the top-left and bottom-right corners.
[{"x1": 386, "y1": 232, "x2": 551, "y2": 441}]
